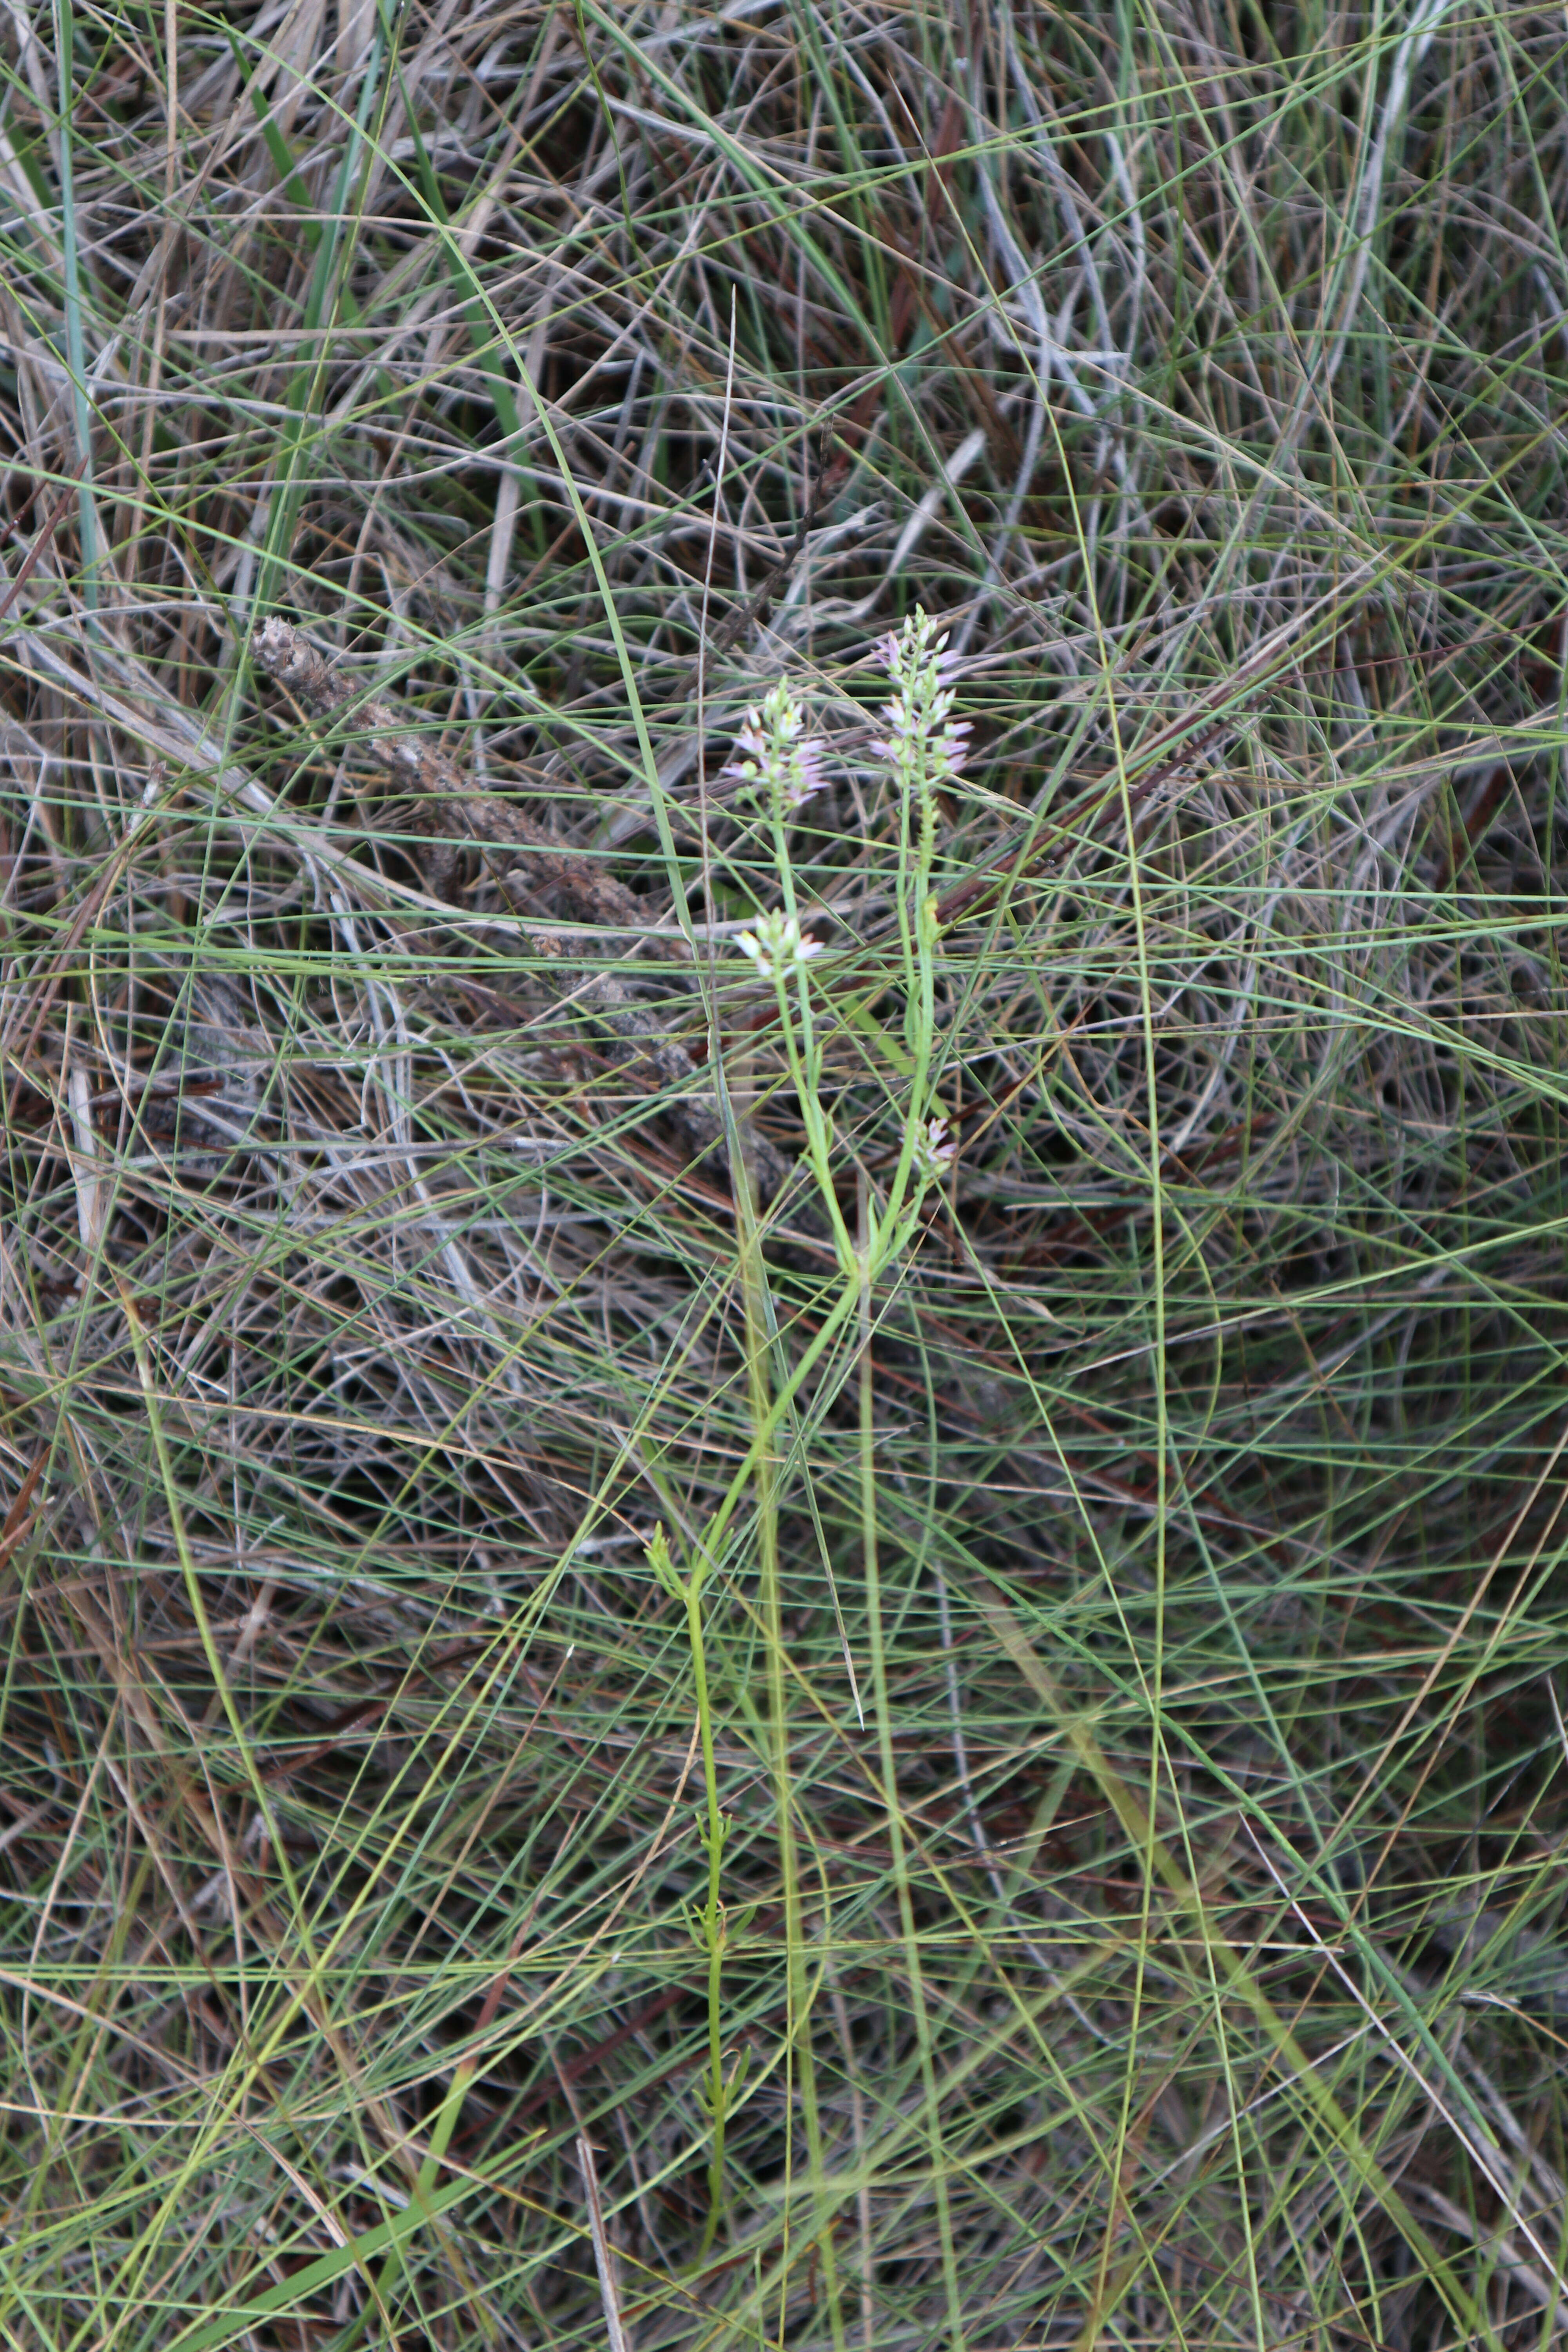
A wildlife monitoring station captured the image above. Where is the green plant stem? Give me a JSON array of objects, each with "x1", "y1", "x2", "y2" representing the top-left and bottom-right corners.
[
  {"x1": 738, "y1": 1154, "x2": 844, "y2": 2348},
  {"x1": 650, "y1": 1526, "x2": 733, "y2": 2256},
  {"x1": 857, "y1": 1209, "x2": 966, "y2": 2352},
  {"x1": 685, "y1": 1564, "x2": 730, "y2": 2250}
]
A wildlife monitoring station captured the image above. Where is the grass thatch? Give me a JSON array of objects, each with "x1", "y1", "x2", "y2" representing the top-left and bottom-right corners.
[{"x1": 2, "y1": 2, "x2": 1568, "y2": 2347}]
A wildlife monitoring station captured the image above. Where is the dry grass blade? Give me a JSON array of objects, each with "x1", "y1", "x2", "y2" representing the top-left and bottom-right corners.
[{"x1": 578, "y1": 2132, "x2": 634, "y2": 2352}]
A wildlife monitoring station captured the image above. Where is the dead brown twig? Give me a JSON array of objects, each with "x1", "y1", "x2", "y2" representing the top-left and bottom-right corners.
[{"x1": 0, "y1": 463, "x2": 85, "y2": 631}]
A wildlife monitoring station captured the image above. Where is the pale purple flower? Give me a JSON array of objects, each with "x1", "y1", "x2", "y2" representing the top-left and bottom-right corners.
[
  {"x1": 877, "y1": 611, "x2": 962, "y2": 691},
  {"x1": 723, "y1": 681, "x2": 828, "y2": 812},
  {"x1": 873, "y1": 607, "x2": 970, "y2": 792},
  {"x1": 725, "y1": 715, "x2": 768, "y2": 771},
  {"x1": 912, "y1": 1112, "x2": 957, "y2": 1183}
]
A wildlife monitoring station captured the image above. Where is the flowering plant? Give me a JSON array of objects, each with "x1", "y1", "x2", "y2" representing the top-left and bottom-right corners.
[
  {"x1": 726, "y1": 606, "x2": 964, "y2": 1274},
  {"x1": 665, "y1": 612, "x2": 970, "y2": 2242}
]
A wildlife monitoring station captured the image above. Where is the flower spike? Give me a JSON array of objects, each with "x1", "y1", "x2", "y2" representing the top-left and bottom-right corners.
[
  {"x1": 736, "y1": 911, "x2": 825, "y2": 982},
  {"x1": 873, "y1": 606, "x2": 971, "y2": 792},
  {"x1": 724, "y1": 681, "x2": 828, "y2": 813}
]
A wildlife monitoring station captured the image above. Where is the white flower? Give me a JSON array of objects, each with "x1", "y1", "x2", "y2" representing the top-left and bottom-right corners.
[
  {"x1": 724, "y1": 681, "x2": 828, "y2": 812},
  {"x1": 735, "y1": 911, "x2": 824, "y2": 981}
]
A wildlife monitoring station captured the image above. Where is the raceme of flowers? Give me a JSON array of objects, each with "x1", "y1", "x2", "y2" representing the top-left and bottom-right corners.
[
  {"x1": 871, "y1": 606, "x2": 971, "y2": 790},
  {"x1": 911, "y1": 1113, "x2": 957, "y2": 1182},
  {"x1": 735, "y1": 910, "x2": 824, "y2": 980},
  {"x1": 723, "y1": 680, "x2": 828, "y2": 812}
]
